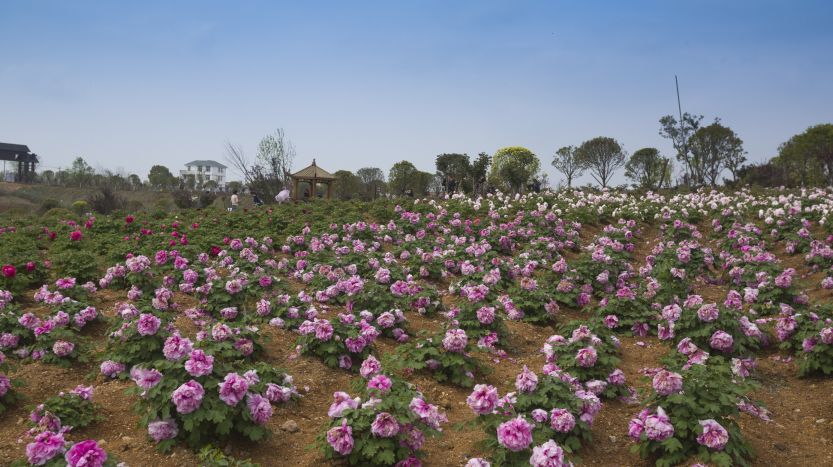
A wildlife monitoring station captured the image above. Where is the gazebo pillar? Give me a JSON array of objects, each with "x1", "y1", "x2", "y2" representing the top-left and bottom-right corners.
[{"x1": 326, "y1": 181, "x2": 332, "y2": 199}]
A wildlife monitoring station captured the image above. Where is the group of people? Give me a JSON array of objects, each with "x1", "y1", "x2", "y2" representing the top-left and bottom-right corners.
[{"x1": 226, "y1": 188, "x2": 292, "y2": 211}]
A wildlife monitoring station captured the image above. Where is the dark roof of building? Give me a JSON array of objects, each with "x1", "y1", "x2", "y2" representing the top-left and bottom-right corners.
[
  {"x1": 185, "y1": 160, "x2": 227, "y2": 169},
  {"x1": 0, "y1": 142, "x2": 38, "y2": 162},
  {"x1": 0, "y1": 143, "x2": 31, "y2": 153}
]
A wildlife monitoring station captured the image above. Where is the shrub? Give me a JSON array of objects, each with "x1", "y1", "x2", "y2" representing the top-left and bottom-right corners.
[
  {"x1": 51, "y1": 250, "x2": 100, "y2": 284},
  {"x1": 467, "y1": 369, "x2": 594, "y2": 466},
  {"x1": 629, "y1": 357, "x2": 756, "y2": 467},
  {"x1": 30, "y1": 385, "x2": 102, "y2": 429},
  {"x1": 71, "y1": 200, "x2": 89, "y2": 216},
  {"x1": 318, "y1": 369, "x2": 445, "y2": 466},
  {"x1": 392, "y1": 329, "x2": 486, "y2": 388},
  {"x1": 40, "y1": 198, "x2": 62, "y2": 213},
  {"x1": 87, "y1": 187, "x2": 125, "y2": 214},
  {"x1": 131, "y1": 361, "x2": 296, "y2": 451}
]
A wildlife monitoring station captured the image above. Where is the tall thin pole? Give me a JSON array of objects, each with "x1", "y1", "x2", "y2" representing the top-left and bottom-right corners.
[
  {"x1": 675, "y1": 75, "x2": 684, "y2": 124},
  {"x1": 675, "y1": 75, "x2": 689, "y2": 186}
]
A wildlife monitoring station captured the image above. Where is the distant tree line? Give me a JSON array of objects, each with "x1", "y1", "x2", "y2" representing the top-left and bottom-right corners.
[{"x1": 26, "y1": 119, "x2": 833, "y2": 199}]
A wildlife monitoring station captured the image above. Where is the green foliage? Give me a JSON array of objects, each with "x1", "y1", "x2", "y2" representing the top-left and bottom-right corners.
[
  {"x1": 575, "y1": 137, "x2": 627, "y2": 188},
  {"x1": 631, "y1": 357, "x2": 756, "y2": 467},
  {"x1": 488, "y1": 147, "x2": 540, "y2": 193},
  {"x1": 673, "y1": 304, "x2": 760, "y2": 357},
  {"x1": 132, "y1": 361, "x2": 294, "y2": 451},
  {"x1": 550, "y1": 321, "x2": 629, "y2": 399},
  {"x1": 472, "y1": 374, "x2": 592, "y2": 466},
  {"x1": 50, "y1": 249, "x2": 100, "y2": 284},
  {"x1": 198, "y1": 445, "x2": 260, "y2": 467},
  {"x1": 392, "y1": 331, "x2": 486, "y2": 388},
  {"x1": 625, "y1": 147, "x2": 672, "y2": 190},
  {"x1": 33, "y1": 390, "x2": 102, "y2": 429},
  {"x1": 317, "y1": 374, "x2": 444, "y2": 466}
]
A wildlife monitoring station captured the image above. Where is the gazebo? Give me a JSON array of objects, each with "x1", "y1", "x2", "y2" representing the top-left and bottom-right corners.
[
  {"x1": 290, "y1": 159, "x2": 336, "y2": 200},
  {"x1": 0, "y1": 142, "x2": 38, "y2": 183}
]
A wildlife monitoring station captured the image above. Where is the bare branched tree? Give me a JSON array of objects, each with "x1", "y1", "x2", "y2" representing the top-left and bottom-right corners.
[{"x1": 224, "y1": 142, "x2": 252, "y2": 187}]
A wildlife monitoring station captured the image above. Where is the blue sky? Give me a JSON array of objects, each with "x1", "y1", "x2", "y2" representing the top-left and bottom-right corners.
[{"x1": 1, "y1": 0, "x2": 831, "y2": 186}]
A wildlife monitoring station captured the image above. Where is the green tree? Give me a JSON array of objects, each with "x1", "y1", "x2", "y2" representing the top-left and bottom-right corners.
[
  {"x1": 575, "y1": 137, "x2": 627, "y2": 188},
  {"x1": 69, "y1": 157, "x2": 95, "y2": 187},
  {"x1": 776, "y1": 124, "x2": 833, "y2": 186},
  {"x1": 470, "y1": 152, "x2": 491, "y2": 195},
  {"x1": 356, "y1": 167, "x2": 386, "y2": 199},
  {"x1": 333, "y1": 170, "x2": 364, "y2": 200},
  {"x1": 488, "y1": 147, "x2": 540, "y2": 193},
  {"x1": 625, "y1": 148, "x2": 672, "y2": 190},
  {"x1": 148, "y1": 165, "x2": 176, "y2": 190},
  {"x1": 435, "y1": 153, "x2": 472, "y2": 193},
  {"x1": 688, "y1": 122, "x2": 745, "y2": 186},
  {"x1": 388, "y1": 161, "x2": 420, "y2": 195},
  {"x1": 226, "y1": 181, "x2": 243, "y2": 193},
  {"x1": 128, "y1": 174, "x2": 142, "y2": 190},
  {"x1": 659, "y1": 113, "x2": 704, "y2": 187},
  {"x1": 41, "y1": 170, "x2": 55, "y2": 185},
  {"x1": 551, "y1": 145, "x2": 585, "y2": 188}
]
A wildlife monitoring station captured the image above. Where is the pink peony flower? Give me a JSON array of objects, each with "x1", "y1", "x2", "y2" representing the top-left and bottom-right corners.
[
  {"x1": 130, "y1": 366, "x2": 162, "y2": 389},
  {"x1": 652, "y1": 370, "x2": 683, "y2": 396},
  {"x1": 644, "y1": 407, "x2": 674, "y2": 441},
  {"x1": 367, "y1": 374, "x2": 393, "y2": 394},
  {"x1": 247, "y1": 393, "x2": 273, "y2": 425},
  {"x1": 184, "y1": 349, "x2": 214, "y2": 377},
  {"x1": 443, "y1": 328, "x2": 468, "y2": 352},
  {"x1": 52, "y1": 340, "x2": 75, "y2": 357},
  {"x1": 26, "y1": 431, "x2": 66, "y2": 465},
  {"x1": 529, "y1": 439, "x2": 571, "y2": 467},
  {"x1": 360, "y1": 355, "x2": 382, "y2": 378},
  {"x1": 328, "y1": 391, "x2": 360, "y2": 418},
  {"x1": 709, "y1": 330, "x2": 734, "y2": 352},
  {"x1": 136, "y1": 313, "x2": 161, "y2": 336},
  {"x1": 327, "y1": 419, "x2": 354, "y2": 455},
  {"x1": 515, "y1": 366, "x2": 538, "y2": 393},
  {"x1": 65, "y1": 440, "x2": 107, "y2": 467},
  {"x1": 696, "y1": 419, "x2": 729, "y2": 450},
  {"x1": 171, "y1": 380, "x2": 205, "y2": 414},
  {"x1": 575, "y1": 347, "x2": 597, "y2": 367},
  {"x1": 550, "y1": 408, "x2": 576, "y2": 433},
  {"x1": 371, "y1": 412, "x2": 400, "y2": 437},
  {"x1": 147, "y1": 419, "x2": 178, "y2": 442},
  {"x1": 163, "y1": 334, "x2": 193, "y2": 361},
  {"x1": 497, "y1": 416, "x2": 534, "y2": 452},
  {"x1": 100, "y1": 360, "x2": 125, "y2": 378},
  {"x1": 218, "y1": 372, "x2": 249, "y2": 406},
  {"x1": 466, "y1": 384, "x2": 499, "y2": 415}
]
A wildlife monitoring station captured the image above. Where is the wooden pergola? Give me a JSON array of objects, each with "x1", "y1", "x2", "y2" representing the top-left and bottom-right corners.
[
  {"x1": 290, "y1": 159, "x2": 336, "y2": 200},
  {"x1": 0, "y1": 142, "x2": 38, "y2": 183}
]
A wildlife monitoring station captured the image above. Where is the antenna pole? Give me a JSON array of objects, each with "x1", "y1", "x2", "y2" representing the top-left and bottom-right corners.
[{"x1": 675, "y1": 75, "x2": 689, "y2": 186}]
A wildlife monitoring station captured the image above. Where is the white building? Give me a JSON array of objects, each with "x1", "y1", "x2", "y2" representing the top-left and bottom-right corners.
[{"x1": 180, "y1": 160, "x2": 228, "y2": 188}]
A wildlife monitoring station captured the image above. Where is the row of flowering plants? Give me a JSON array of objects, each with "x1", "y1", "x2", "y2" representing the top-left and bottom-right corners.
[
  {"x1": 0, "y1": 349, "x2": 23, "y2": 414},
  {"x1": 464, "y1": 366, "x2": 594, "y2": 466},
  {"x1": 542, "y1": 321, "x2": 630, "y2": 399},
  {"x1": 318, "y1": 356, "x2": 446, "y2": 466},
  {"x1": 629, "y1": 355, "x2": 757, "y2": 467},
  {"x1": 128, "y1": 354, "x2": 297, "y2": 450},
  {"x1": 393, "y1": 328, "x2": 487, "y2": 388}
]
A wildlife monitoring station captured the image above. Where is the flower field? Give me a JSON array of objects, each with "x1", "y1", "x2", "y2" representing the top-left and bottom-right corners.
[{"x1": 1, "y1": 189, "x2": 833, "y2": 466}]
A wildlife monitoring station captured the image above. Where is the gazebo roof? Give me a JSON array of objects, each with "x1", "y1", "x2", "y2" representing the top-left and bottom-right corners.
[
  {"x1": 0, "y1": 142, "x2": 38, "y2": 163},
  {"x1": 291, "y1": 159, "x2": 336, "y2": 180}
]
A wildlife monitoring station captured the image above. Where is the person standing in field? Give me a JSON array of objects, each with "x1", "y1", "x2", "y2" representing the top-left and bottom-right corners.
[{"x1": 230, "y1": 190, "x2": 239, "y2": 211}]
